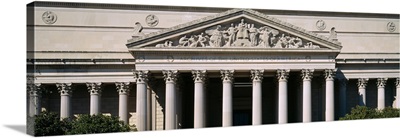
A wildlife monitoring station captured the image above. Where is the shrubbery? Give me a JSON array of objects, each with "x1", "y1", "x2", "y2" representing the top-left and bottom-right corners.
[
  {"x1": 340, "y1": 106, "x2": 400, "y2": 120},
  {"x1": 33, "y1": 111, "x2": 134, "y2": 136}
]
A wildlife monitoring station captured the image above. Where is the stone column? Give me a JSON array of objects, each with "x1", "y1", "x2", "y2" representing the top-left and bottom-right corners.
[
  {"x1": 86, "y1": 83, "x2": 102, "y2": 115},
  {"x1": 192, "y1": 70, "x2": 207, "y2": 128},
  {"x1": 251, "y1": 69, "x2": 263, "y2": 125},
  {"x1": 357, "y1": 78, "x2": 368, "y2": 106},
  {"x1": 221, "y1": 70, "x2": 234, "y2": 127},
  {"x1": 396, "y1": 78, "x2": 400, "y2": 108},
  {"x1": 27, "y1": 83, "x2": 42, "y2": 117},
  {"x1": 324, "y1": 69, "x2": 336, "y2": 121},
  {"x1": 163, "y1": 70, "x2": 179, "y2": 130},
  {"x1": 301, "y1": 69, "x2": 313, "y2": 123},
  {"x1": 56, "y1": 83, "x2": 72, "y2": 119},
  {"x1": 377, "y1": 78, "x2": 387, "y2": 110},
  {"x1": 338, "y1": 78, "x2": 348, "y2": 117},
  {"x1": 134, "y1": 70, "x2": 149, "y2": 131},
  {"x1": 277, "y1": 69, "x2": 290, "y2": 124},
  {"x1": 115, "y1": 82, "x2": 130, "y2": 124}
]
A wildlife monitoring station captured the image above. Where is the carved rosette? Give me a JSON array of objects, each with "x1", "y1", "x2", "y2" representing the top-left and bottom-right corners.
[
  {"x1": 301, "y1": 69, "x2": 314, "y2": 81},
  {"x1": 163, "y1": 70, "x2": 179, "y2": 83},
  {"x1": 396, "y1": 78, "x2": 400, "y2": 88},
  {"x1": 357, "y1": 78, "x2": 369, "y2": 89},
  {"x1": 86, "y1": 83, "x2": 102, "y2": 95},
  {"x1": 133, "y1": 70, "x2": 149, "y2": 83},
  {"x1": 56, "y1": 83, "x2": 72, "y2": 96},
  {"x1": 27, "y1": 83, "x2": 42, "y2": 97},
  {"x1": 277, "y1": 69, "x2": 290, "y2": 82},
  {"x1": 251, "y1": 69, "x2": 264, "y2": 82},
  {"x1": 115, "y1": 82, "x2": 130, "y2": 95},
  {"x1": 192, "y1": 70, "x2": 207, "y2": 83},
  {"x1": 220, "y1": 70, "x2": 234, "y2": 82},
  {"x1": 324, "y1": 69, "x2": 337, "y2": 80},
  {"x1": 376, "y1": 78, "x2": 388, "y2": 88}
]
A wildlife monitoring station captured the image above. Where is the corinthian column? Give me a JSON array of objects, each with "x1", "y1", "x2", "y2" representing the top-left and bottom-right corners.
[
  {"x1": 357, "y1": 78, "x2": 368, "y2": 106},
  {"x1": 192, "y1": 70, "x2": 207, "y2": 128},
  {"x1": 163, "y1": 70, "x2": 178, "y2": 130},
  {"x1": 56, "y1": 83, "x2": 72, "y2": 119},
  {"x1": 221, "y1": 70, "x2": 234, "y2": 127},
  {"x1": 86, "y1": 82, "x2": 102, "y2": 115},
  {"x1": 251, "y1": 69, "x2": 263, "y2": 125},
  {"x1": 301, "y1": 69, "x2": 313, "y2": 123},
  {"x1": 277, "y1": 69, "x2": 290, "y2": 124},
  {"x1": 27, "y1": 83, "x2": 42, "y2": 117},
  {"x1": 324, "y1": 69, "x2": 336, "y2": 121},
  {"x1": 115, "y1": 82, "x2": 130, "y2": 124},
  {"x1": 377, "y1": 78, "x2": 387, "y2": 110},
  {"x1": 396, "y1": 78, "x2": 400, "y2": 108},
  {"x1": 133, "y1": 70, "x2": 149, "y2": 131}
]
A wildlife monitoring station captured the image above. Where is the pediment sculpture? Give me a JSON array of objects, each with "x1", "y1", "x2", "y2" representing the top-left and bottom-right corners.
[{"x1": 155, "y1": 19, "x2": 321, "y2": 49}]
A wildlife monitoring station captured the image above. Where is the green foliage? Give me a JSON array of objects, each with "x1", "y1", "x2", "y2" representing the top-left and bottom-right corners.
[
  {"x1": 67, "y1": 114, "x2": 132, "y2": 135},
  {"x1": 340, "y1": 106, "x2": 400, "y2": 120},
  {"x1": 33, "y1": 112, "x2": 135, "y2": 136},
  {"x1": 33, "y1": 111, "x2": 72, "y2": 136}
]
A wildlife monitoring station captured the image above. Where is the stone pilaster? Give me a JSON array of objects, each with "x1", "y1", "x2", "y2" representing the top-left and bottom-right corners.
[
  {"x1": 357, "y1": 78, "x2": 369, "y2": 106},
  {"x1": 192, "y1": 70, "x2": 207, "y2": 128},
  {"x1": 163, "y1": 70, "x2": 179, "y2": 130},
  {"x1": 277, "y1": 69, "x2": 290, "y2": 124},
  {"x1": 251, "y1": 69, "x2": 263, "y2": 125},
  {"x1": 133, "y1": 70, "x2": 149, "y2": 131},
  {"x1": 324, "y1": 69, "x2": 336, "y2": 121},
  {"x1": 301, "y1": 69, "x2": 314, "y2": 122},
  {"x1": 27, "y1": 83, "x2": 42, "y2": 117},
  {"x1": 220, "y1": 70, "x2": 234, "y2": 127},
  {"x1": 377, "y1": 78, "x2": 387, "y2": 110},
  {"x1": 115, "y1": 82, "x2": 130, "y2": 124},
  {"x1": 56, "y1": 83, "x2": 72, "y2": 119}
]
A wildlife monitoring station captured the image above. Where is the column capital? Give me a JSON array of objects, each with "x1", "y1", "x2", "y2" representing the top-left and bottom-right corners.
[
  {"x1": 396, "y1": 78, "x2": 400, "y2": 88},
  {"x1": 163, "y1": 70, "x2": 179, "y2": 83},
  {"x1": 192, "y1": 70, "x2": 207, "y2": 83},
  {"x1": 56, "y1": 83, "x2": 73, "y2": 96},
  {"x1": 277, "y1": 69, "x2": 290, "y2": 82},
  {"x1": 220, "y1": 70, "x2": 234, "y2": 82},
  {"x1": 377, "y1": 78, "x2": 388, "y2": 88},
  {"x1": 357, "y1": 78, "x2": 369, "y2": 89},
  {"x1": 86, "y1": 82, "x2": 102, "y2": 95},
  {"x1": 27, "y1": 83, "x2": 42, "y2": 96},
  {"x1": 115, "y1": 82, "x2": 130, "y2": 95},
  {"x1": 301, "y1": 69, "x2": 314, "y2": 81},
  {"x1": 251, "y1": 69, "x2": 264, "y2": 82},
  {"x1": 133, "y1": 70, "x2": 149, "y2": 83},
  {"x1": 324, "y1": 69, "x2": 337, "y2": 80}
]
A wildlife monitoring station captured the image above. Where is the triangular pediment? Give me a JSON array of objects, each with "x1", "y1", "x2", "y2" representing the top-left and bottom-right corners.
[{"x1": 126, "y1": 9, "x2": 342, "y2": 51}]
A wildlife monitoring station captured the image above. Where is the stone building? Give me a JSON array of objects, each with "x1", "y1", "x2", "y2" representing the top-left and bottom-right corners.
[{"x1": 27, "y1": 1, "x2": 399, "y2": 131}]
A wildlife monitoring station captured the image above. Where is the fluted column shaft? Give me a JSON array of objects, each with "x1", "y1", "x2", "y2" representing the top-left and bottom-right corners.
[
  {"x1": 277, "y1": 69, "x2": 290, "y2": 124},
  {"x1": 324, "y1": 69, "x2": 336, "y2": 121},
  {"x1": 192, "y1": 70, "x2": 206, "y2": 128},
  {"x1": 251, "y1": 69, "x2": 263, "y2": 125},
  {"x1": 134, "y1": 70, "x2": 149, "y2": 131},
  {"x1": 377, "y1": 78, "x2": 387, "y2": 110},
  {"x1": 357, "y1": 78, "x2": 368, "y2": 106},
  {"x1": 56, "y1": 83, "x2": 72, "y2": 119},
  {"x1": 163, "y1": 70, "x2": 178, "y2": 130},
  {"x1": 301, "y1": 69, "x2": 313, "y2": 123},
  {"x1": 87, "y1": 83, "x2": 102, "y2": 115},
  {"x1": 221, "y1": 70, "x2": 234, "y2": 127},
  {"x1": 116, "y1": 82, "x2": 130, "y2": 124}
]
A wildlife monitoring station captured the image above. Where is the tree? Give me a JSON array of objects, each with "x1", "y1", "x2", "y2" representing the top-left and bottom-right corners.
[
  {"x1": 67, "y1": 114, "x2": 132, "y2": 134},
  {"x1": 33, "y1": 111, "x2": 72, "y2": 136},
  {"x1": 340, "y1": 106, "x2": 400, "y2": 120}
]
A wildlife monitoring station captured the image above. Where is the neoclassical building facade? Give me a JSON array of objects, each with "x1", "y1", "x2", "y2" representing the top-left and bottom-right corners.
[{"x1": 27, "y1": 1, "x2": 399, "y2": 131}]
